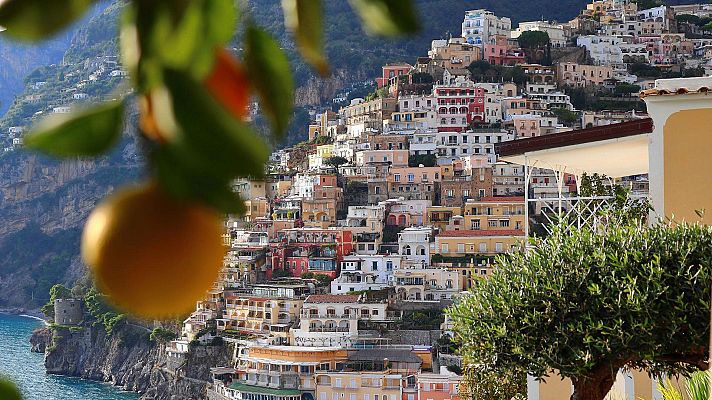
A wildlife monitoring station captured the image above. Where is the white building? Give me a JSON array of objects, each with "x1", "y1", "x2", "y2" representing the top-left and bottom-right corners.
[
  {"x1": 577, "y1": 35, "x2": 626, "y2": 69},
  {"x1": 331, "y1": 254, "x2": 403, "y2": 294},
  {"x1": 397, "y1": 226, "x2": 434, "y2": 266},
  {"x1": 52, "y1": 106, "x2": 72, "y2": 114},
  {"x1": 527, "y1": 92, "x2": 574, "y2": 110},
  {"x1": 290, "y1": 174, "x2": 319, "y2": 199},
  {"x1": 473, "y1": 82, "x2": 517, "y2": 124},
  {"x1": 462, "y1": 9, "x2": 512, "y2": 48},
  {"x1": 492, "y1": 162, "x2": 525, "y2": 196},
  {"x1": 290, "y1": 294, "x2": 390, "y2": 347},
  {"x1": 511, "y1": 21, "x2": 568, "y2": 47},
  {"x1": 436, "y1": 129, "x2": 513, "y2": 164},
  {"x1": 408, "y1": 130, "x2": 438, "y2": 156}
]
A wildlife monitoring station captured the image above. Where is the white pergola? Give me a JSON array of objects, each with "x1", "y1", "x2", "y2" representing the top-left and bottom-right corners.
[{"x1": 496, "y1": 118, "x2": 653, "y2": 238}]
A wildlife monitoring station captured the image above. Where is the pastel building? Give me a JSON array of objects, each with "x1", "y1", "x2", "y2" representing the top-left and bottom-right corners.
[
  {"x1": 290, "y1": 294, "x2": 394, "y2": 347},
  {"x1": 417, "y1": 373, "x2": 462, "y2": 400},
  {"x1": 463, "y1": 197, "x2": 525, "y2": 231},
  {"x1": 461, "y1": 9, "x2": 512, "y2": 49},
  {"x1": 331, "y1": 254, "x2": 402, "y2": 294}
]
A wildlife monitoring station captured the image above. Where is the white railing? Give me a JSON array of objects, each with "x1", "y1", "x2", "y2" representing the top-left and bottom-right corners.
[{"x1": 527, "y1": 193, "x2": 650, "y2": 237}]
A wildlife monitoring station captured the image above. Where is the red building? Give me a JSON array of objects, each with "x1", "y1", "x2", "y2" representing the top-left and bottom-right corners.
[
  {"x1": 435, "y1": 84, "x2": 486, "y2": 132},
  {"x1": 376, "y1": 63, "x2": 413, "y2": 88},
  {"x1": 268, "y1": 228, "x2": 354, "y2": 279}
]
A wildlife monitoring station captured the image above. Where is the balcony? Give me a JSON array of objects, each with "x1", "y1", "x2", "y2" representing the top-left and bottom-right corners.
[
  {"x1": 302, "y1": 311, "x2": 358, "y2": 319},
  {"x1": 308, "y1": 327, "x2": 351, "y2": 333}
]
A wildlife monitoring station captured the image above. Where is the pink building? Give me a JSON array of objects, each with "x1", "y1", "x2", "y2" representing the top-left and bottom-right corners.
[
  {"x1": 417, "y1": 373, "x2": 462, "y2": 400},
  {"x1": 484, "y1": 35, "x2": 526, "y2": 66}
]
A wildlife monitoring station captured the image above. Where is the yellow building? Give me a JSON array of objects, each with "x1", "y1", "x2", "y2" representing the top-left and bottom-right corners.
[
  {"x1": 463, "y1": 196, "x2": 525, "y2": 231},
  {"x1": 434, "y1": 230, "x2": 524, "y2": 257},
  {"x1": 426, "y1": 206, "x2": 462, "y2": 232},
  {"x1": 244, "y1": 198, "x2": 270, "y2": 223},
  {"x1": 315, "y1": 372, "x2": 405, "y2": 400},
  {"x1": 217, "y1": 296, "x2": 303, "y2": 341},
  {"x1": 236, "y1": 345, "x2": 349, "y2": 393},
  {"x1": 302, "y1": 198, "x2": 338, "y2": 228},
  {"x1": 309, "y1": 144, "x2": 335, "y2": 170}
]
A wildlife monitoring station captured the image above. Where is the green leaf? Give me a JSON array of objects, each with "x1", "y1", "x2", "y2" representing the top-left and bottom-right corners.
[
  {"x1": 0, "y1": 0, "x2": 94, "y2": 41},
  {"x1": 163, "y1": 68, "x2": 268, "y2": 178},
  {"x1": 25, "y1": 101, "x2": 124, "y2": 157},
  {"x1": 0, "y1": 378, "x2": 22, "y2": 400},
  {"x1": 153, "y1": 148, "x2": 247, "y2": 215},
  {"x1": 282, "y1": 0, "x2": 329, "y2": 76},
  {"x1": 348, "y1": 0, "x2": 419, "y2": 36},
  {"x1": 204, "y1": 0, "x2": 237, "y2": 47},
  {"x1": 155, "y1": 68, "x2": 268, "y2": 214},
  {"x1": 244, "y1": 26, "x2": 294, "y2": 139}
]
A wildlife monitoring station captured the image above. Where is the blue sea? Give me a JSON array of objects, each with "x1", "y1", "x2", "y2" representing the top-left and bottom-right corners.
[{"x1": 0, "y1": 313, "x2": 138, "y2": 400}]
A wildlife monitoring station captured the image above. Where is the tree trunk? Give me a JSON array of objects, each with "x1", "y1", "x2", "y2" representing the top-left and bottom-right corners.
[{"x1": 570, "y1": 368, "x2": 618, "y2": 400}]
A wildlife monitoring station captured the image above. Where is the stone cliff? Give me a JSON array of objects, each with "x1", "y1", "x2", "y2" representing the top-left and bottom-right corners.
[
  {"x1": 31, "y1": 323, "x2": 233, "y2": 400},
  {"x1": 0, "y1": 136, "x2": 141, "y2": 308}
]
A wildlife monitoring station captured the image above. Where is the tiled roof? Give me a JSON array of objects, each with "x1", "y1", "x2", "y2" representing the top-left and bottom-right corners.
[
  {"x1": 436, "y1": 229, "x2": 525, "y2": 238},
  {"x1": 476, "y1": 196, "x2": 525, "y2": 202},
  {"x1": 305, "y1": 294, "x2": 360, "y2": 304},
  {"x1": 640, "y1": 86, "x2": 711, "y2": 98},
  {"x1": 640, "y1": 77, "x2": 712, "y2": 98}
]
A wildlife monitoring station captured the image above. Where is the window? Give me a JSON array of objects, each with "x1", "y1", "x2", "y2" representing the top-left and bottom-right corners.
[
  {"x1": 335, "y1": 378, "x2": 342, "y2": 388},
  {"x1": 479, "y1": 243, "x2": 487, "y2": 252},
  {"x1": 471, "y1": 219, "x2": 480, "y2": 230},
  {"x1": 457, "y1": 243, "x2": 465, "y2": 253},
  {"x1": 479, "y1": 189, "x2": 486, "y2": 197},
  {"x1": 372, "y1": 261, "x2": 378, "y2": 271},
  {"x1": 495, "y1": 242, "x2": 503, "y2": 252},
  {"x1": 463, "y1": 189, "x2": 470, "y2": 197},
  {"x1": 442, "y1": 243, "x2": 449, "y2": 253},
  {"x1": 447, "y1": 189, "x2": 454, "y2": 198},
  {"x1": 408, "y1": 174, "x2": 414, "y2": 182},
  {"x1": 500, "y1": 220, "x2": 510, "y2": 227},
  {"x1": 489, "y1": 220, "x2": 498, "y2": 227},
  {"x1": 394, "y1": 174, "x2": 401, "y2": 182},
  {"x1": 386, "y1": 261, "x2": 393, "y2": 271}
]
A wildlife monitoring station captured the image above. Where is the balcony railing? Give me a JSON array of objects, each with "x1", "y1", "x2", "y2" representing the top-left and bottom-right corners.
[{"x1": 527, "y1": 193, "x2": 650, "y2": 239}]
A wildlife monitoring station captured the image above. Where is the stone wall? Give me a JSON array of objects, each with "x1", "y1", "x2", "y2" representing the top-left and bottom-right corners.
[{"x1": 359, "y1": 329, "x2": 442, "y2": 346}]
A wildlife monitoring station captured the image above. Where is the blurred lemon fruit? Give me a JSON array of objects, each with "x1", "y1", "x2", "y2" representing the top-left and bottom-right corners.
[{"x1": 81, "y1": 182, "x2": 225, "y2": 319}]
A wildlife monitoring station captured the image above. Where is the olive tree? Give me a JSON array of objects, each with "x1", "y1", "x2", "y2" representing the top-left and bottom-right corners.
[{"x1": 449, "y1": 220, "x2": 712, "y2": 400}]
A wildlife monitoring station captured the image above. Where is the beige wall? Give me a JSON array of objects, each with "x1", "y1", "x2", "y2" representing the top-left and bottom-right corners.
[{"x1": 663, "y1": 109, "x2": 712, "y2": 223}]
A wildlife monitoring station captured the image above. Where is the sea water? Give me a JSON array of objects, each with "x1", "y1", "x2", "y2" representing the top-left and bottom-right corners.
[{"x1": 0, "y1": 313, "x2": 138, "y2": 400}]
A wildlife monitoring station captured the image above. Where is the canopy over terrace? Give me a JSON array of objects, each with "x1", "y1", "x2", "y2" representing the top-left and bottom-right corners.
[
  {"x1": 495, "y1": 118, "x2": 653, "y2": 179},
  {"x1": 494, "y1": 118, "x2": 654, "y2": 238}
]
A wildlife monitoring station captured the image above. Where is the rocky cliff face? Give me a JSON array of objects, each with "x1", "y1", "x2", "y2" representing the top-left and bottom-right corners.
[
  {"x1": 0, "y1": 134, "x2": 141, "y2": 308},
  {"x1": 32, "y1": 323, "x2": 233, "y2": 400}
]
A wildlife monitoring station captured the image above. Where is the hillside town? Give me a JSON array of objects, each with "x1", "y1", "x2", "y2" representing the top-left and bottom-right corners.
[{"x1": 34, "y1": 0, "x2": 712, "y2": 399}]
